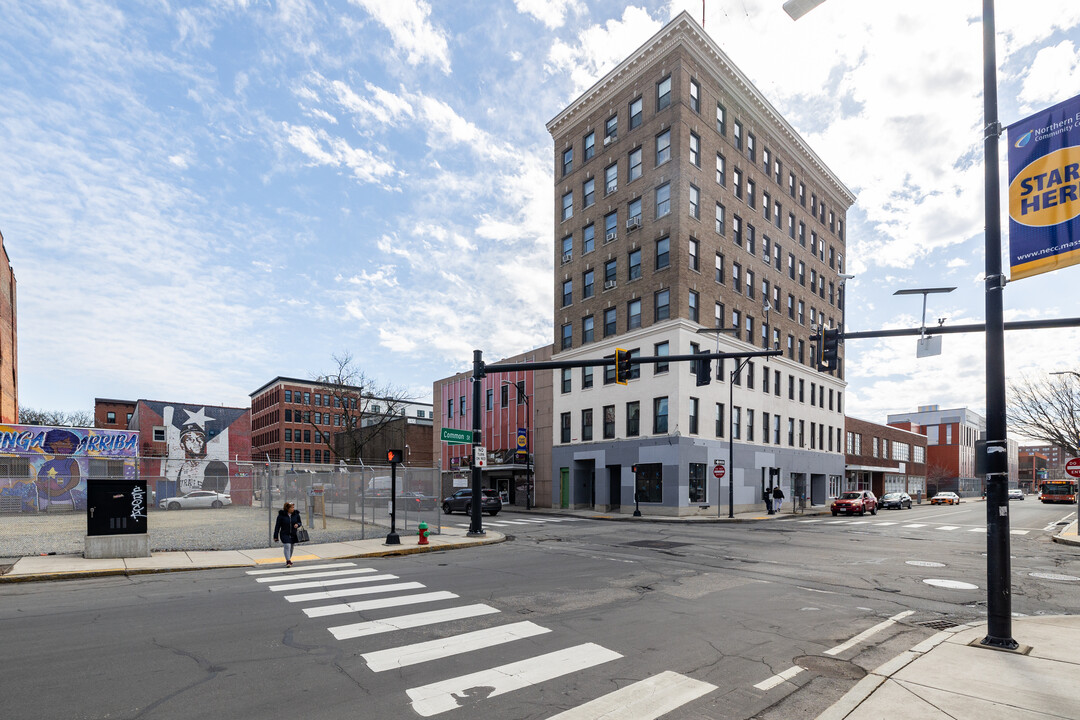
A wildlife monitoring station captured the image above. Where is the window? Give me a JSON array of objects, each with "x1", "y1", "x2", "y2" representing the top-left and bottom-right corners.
[
  {"x1": 581, "y1": 409, "x2": 593, "y2": 441},
  {"x1": 734, "y1": 120, "x2": 743, "y2": 149},
  {"x1": 799, "y1": 182, "x2": 806, "y2": 206},
  {"x1": 285, "y1": 449, "x2": 292, "y2": 462},
  {"x1": 689, "y1": 238, "x2": 700, "y2": 271},
  {"x1": 285, "y1": 390, "x2": 292, "y2": 402},
  {"x1": 715, "y1": 203, "x2": 726, "y2": 235},
  {"x1": 153, "y1": 426, "x2": 166, "y2": 442},
  {"x1": 733, "y1": 168, "x2": 743, "y2": 199},
  {"x1": 561, "y1": 323, "x2": 572, "y2": 349},
  {"x1": 561, "y1": 191, "x2": 573, "y2": 221},
  {"x1": 715, "y1": 301, "x2": 724, "y2": 328},
  {"x1": 657, "y1": 75, "x2": 671, "y2": 110},
  {"x1": 689, "y1": 79, "x2": 700, "y2": 112},
  {"x1": 583, "y1": 178, "x2": 595, "y2": 207},
  {"x1": 798, "y1": 261, "x2": 806, "y2": 286},
  {"x1": 603, "y1": 307, "x2": 616, "y2": 337},
  {"x1": 689, "y1": 132, "x2": 700, "y2": 166},
  {"x1": 582, "y1": 366, "x2": 594, "y2": 388},
  {"x1": 628, "y1": 299, "x2": 642, "y2": 329},
  {"x1": 653, "y1": 397, "x2": 669, "y2": 433},
  {"x1": 655, "y1": 183, "x2": 671, "y2": 218},
  {"x1": 689, "y1": 397, "x2": 700, "y2": 435},
  {"x1": 626, "y1": 401, "x2": 640, "y2": 437},
  {"x1": 629, "y1": 97, "x2": 643, "y2": 129},
  {"x1": 583, "y1": 269, "x2": 594, "y2": 298},
  {"x1": 747, "y1": 133, "x2": 756, "y2": 162},
  {"x1": 715, "y1": 403, "x2": 725, "y2": 437},
  {"x1": 304, "y1": 392, "x2": 310, "y2": 404},
  {"x1": 628, "y1": 197, "x2": 642, "y2": 225},
  {"x1": 629, "y1": 248, "x2": 642, "y2": 280},
  {"x1": 733, "y1": 214, "x2": 743, "y2": 245},
  {"x1": 604, "y1": 258, "x2": 617, "y2": 284},
  {"x1": 604, "y1": 211, "x2": 617, "y2": 241},
  {"x1": 561, "y1": 412, "x2": 571, "y2": 443},
  {"x1": 562, "y1": 279, "x2": 572, "y2": 307},
  {"x1": 763, "y1": 147, "x2": 771, "y2": 175},
  {"x1": 486, "y1": 389, "x2": 493, "y2": 411},
  {"x1": 732, "y1": 262, "x2": 741, "y2": 294},
  {"x1": 583, "y1": 224, "x2": 595, "y2": 253},
  {"x1": 775, "y1": 159, "x2": 783, "y2": 185},
  {"x1": 746, "y1": 269, "x2": 755, "y2": 299},
  {"x1": 448, "y1": 397, "x2": 454, "y2": 416},
  {"x1": 716, "y1": 102, "x2": 726, "y2": 135},
  {"x1": 732, "y1": 406, "x2": 742, "y2": 439},
  {"x1": 789, "y1": 172, "x2": 796, "y2": 197},
  {"x1": 604, "y1": 164, "x2": 617, "y2": 195},
  {"x1": 561, "y1": 235, "x2": 572, "y2": 262},
  {"x1": 689, "y1": 462, "x2": 706, "y2": 502},
  {"x1": 656, "y1": 130, "x2": 671, "y2": 165},
  {"x1": 656, "y1": 236, "x2": 670, "y2": 269},
  {"x1": 732, "y1": 308, "x2": 742, "y2": 338},
  {"x1": 584, "y1": 131, "x2": 595, "y2": 161},
  {"x1": 798, "y1": 300, "x2": 805, "y2": 325},
  {"x1": 716, "y1": 153, "x2": 726, "y2": 186},
  {"x1": 562, "y1": 147, "x2": 573, "y2": 176},
  {"x1": 655, "y1": 341, "x2": 669, "y2": 373},
  {"x1": 747, "y1": 224, "x2": 756, "y2": 255},
  {"x1": 763, "y1": 191, "x2": 771, "y2": 221},
  {"x1": 582, "y1": 315, "x2": 594, "y2": 344},
  {"x1": 689, "y1": 184, "x2": 700, "y2": 218},
  {"x1": 746, "y1": 409, "x2": 755, "y2": 441},
  {"x1": 561, "y1": 369, "x2": 572, "y2": 393},
  {"x1": 629, "y1": 147, "x2": 642, "y2": 181},
  {"x1": 788, "y1": 418, "x2": 795, "y2": 446},
  {"x1": 460, "y1": 396, "x2": 466, "y2": 415},
  {"x1": 605, "y1": 115, "x2": 617, "y2": 143},
  {"x1": 655, "y1": 289, "x2": 670, "y2": 320},
  {"x1": 689, "y1": 290, "x2": 699, "y2": 322},
  {"x1": 106, "y1": 411, "x2": 116, "y2": 423},
  {"x1": 603, "y1": 405, "x2": 615, "y2": 439}
]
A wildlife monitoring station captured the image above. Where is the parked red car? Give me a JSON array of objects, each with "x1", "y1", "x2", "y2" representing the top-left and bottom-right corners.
[{"x1": 831, "y1": 490, "x2": 877, "y2": 516}]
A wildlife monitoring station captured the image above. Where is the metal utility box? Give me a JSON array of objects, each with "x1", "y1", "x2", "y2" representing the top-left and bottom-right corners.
[{"x1": 84, "y1": 479, "x2": 150, "y2": 558}]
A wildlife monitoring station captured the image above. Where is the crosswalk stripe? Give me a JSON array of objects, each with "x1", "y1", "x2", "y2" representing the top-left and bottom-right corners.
[
  {"x1": 826, "y1": 520, "x2": 848, "y2": 524},
  {"x1": 1011, "y1": 529, "x2": 1030, "y2": 535},
  {"x1": 903, "y1": 524, "x2": 926, "y2": 528},
  {"x1": 799, "y1": 519, "x2": 824, "y2": 523},
  {"x1": 362, "y1": 621, "x2": 551, "y2": 672},
  {"x1": 510, "y1": 519, "x2": 549, "y2": 524},
  {"x1": 406, "y1": 642, "x2": 622, "y2": 717},
  {"x1": 875, "y1": 522, "x2": 896, "y2": 526},
  {"x1": 754, "y1": 664, "x2": 804, "y2": 691},
  {"x1": 286, "y1": 581, "x2": 426, "y2": 603},
  {"x1": 255, "y1": 568, "x2": 376, "y2": 583},
  {"x1": 545, "y1": 670, "x2": 716, "y2": 719},
  {"x1": 329, "y1": 604, "x2": 500, "y2": 640},
  {"x1": 268, "y1": 573, "x2": 398, "y2": 592},
  {"x1": 969, "y1": 528, "x2": 985, "y2": 533},
  {"x1": 937, "y1": 526, "x2": 960, "y2": 531},
  {"x1": 849, "y1": 521, "x2": 870, "y2": 525},
  {"x1": 493, "y1": 520, "x2": 535, "y2": 525},
  {"x1": 304, "y1": 591, "x2": 458, "y2": 619},
  {"x1": 247, "y1": 562, "x2": 356, "y2": 576}
]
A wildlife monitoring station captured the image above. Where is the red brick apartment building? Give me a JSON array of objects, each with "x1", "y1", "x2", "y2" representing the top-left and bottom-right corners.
[
  {"x1": 94, "y1": 398, "x2": 136, "y2": 429},
  {"x1": 0, "y1": 230, "x2": 17, "y2": 423},
  {"x1": 844, "y1": 416, "x2": 927, "y2": 499}
]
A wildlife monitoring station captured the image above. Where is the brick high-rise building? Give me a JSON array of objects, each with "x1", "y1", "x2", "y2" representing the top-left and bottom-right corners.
[
  {"x1": 545, "y1": 12, "x2": 854, "y2": 514},
  {"x1": 0, "y1": 230, "x2": 17, "y2": 424}
]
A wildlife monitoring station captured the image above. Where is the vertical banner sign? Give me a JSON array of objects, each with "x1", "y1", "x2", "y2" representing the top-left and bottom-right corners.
[
  {"x1": 516, "y1": 428, "x2": 528, "y2": 458},
  {"x1": 1007, "y1": 93, "x2": 1080, "y2": 280}
]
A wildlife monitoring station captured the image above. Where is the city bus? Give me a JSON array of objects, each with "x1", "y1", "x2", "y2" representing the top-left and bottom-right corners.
[{"x1": 1039, "y1": 480, "x2": 1077, "y2": 504}]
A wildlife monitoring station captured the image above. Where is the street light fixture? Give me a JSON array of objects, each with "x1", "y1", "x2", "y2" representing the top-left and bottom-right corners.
[
  {"x1": 1050, "y1": 371, "x2": 1080, "y2": 379},
  {"x1": 502, "y1": 380, "x2": 533, "y2": 510}
]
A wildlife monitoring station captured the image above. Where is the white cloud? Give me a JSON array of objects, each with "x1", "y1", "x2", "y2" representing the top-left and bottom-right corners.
[
  {"x1": 280, "y1": 122, "x2": 401, "y2": 186},
  {"x1": 348, "y1": 0, "x2": 451, "y2": 73},
  {"x1": 546, "y1": 6, "x2": 662, "y2": 97},
  {"x1": 514, "y1": 0, "x2": 583, "y2": 30},
  {"x1": 1017, "y1": 40, "x2": 1080, "y2": 107}
]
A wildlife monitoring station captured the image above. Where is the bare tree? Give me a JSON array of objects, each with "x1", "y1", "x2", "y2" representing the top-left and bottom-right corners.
[
  {"x1": 307, "y1": 352, "x2": 414, "y2": 464},
  {"x1": 1007, "y1": 372, "x2": 1080, "y2": 457},
  {"x1": 17, "y1": 407, "x2": 93, "y2": 427}
]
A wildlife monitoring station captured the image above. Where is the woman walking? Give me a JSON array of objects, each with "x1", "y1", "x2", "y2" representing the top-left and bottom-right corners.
[{"x1": 273, "y1": 502, "x2": 303, "y2": 567}]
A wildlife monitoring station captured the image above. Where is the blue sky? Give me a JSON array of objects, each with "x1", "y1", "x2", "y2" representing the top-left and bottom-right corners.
[{"x1": 2, "y1": 0, "x2": 1079, "y2": 435}]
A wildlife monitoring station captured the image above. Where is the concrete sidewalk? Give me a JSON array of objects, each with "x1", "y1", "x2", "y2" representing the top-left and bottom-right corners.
[
  {"x1": 817, "y1": 615, "x2": 1080, "y2": 719},
  {"x1": 0, "y1": 525, "x2": 505, "y2": 583}
]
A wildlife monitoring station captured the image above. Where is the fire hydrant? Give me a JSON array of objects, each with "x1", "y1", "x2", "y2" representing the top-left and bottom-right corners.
[{"x1": 418, "y1": 521, "x2": 430, "y2": 546}]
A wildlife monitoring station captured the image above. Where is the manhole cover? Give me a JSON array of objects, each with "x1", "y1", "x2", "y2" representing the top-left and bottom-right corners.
[
  {"x1": 624, "y1": 540, "x2": 692, "y2": 550},
  {"x1": 916, "y1": 619, "x2": 960, "y2": 630},
  {"x1": 793, "y1": 655, "x2": 866, "y2": 680},
  {"x1": 924, "y1": 579, "x2": 979, "y2": 590},
  {"x1": 1029, "y1": 572, "x2": 1080, "y2": 582},
  {"x1": 906, "y1": 561, "x2": 946, "y2": 568}
]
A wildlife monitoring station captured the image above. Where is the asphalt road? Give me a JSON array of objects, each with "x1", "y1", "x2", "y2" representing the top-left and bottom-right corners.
[{"x1": 2, "y1": 501, "x2": 1076, "y2": 719}]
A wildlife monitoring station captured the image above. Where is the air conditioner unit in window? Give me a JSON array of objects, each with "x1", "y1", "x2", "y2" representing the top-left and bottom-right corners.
[
  {"x1": 604, "y1": 280, "x2": 617, "y2": 290},
  {"x1": 606, "y1": 183, "x2": 617, "y2": 194},
  {"x1": 626, "y1": 217, "x2": 641, "y2": 230},
  {"x1": 605, "y1": 231, "x2": 617, "y2": 243},
  {"x1": 603, "y1": 135, "x2": 615, "y2": 146},
  {"x1": 562, "y1": 252, "x2": 572, "y2": 263}
]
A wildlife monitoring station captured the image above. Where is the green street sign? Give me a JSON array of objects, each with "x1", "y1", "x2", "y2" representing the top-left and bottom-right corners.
[{"x1": 441, "y1": 427, "x2": 476, "y2": 445}]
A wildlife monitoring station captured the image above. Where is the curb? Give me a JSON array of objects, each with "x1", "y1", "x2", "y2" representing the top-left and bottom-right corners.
[
  {"x1": 0, "y1": 534, "x2": 507, "y2": 584},
  {"x1": 1052, "y1": 520, "x2": 1080, "y2": 546},
  {"x1": 518, "y1": 508, "x2": 833, "y2": 523}
]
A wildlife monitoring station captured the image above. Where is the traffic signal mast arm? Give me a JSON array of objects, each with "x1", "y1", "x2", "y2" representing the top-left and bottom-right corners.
[
  {"x1": 839, "y1": 316, "x2": 1080, "y2": 340},
  {"x1": 479, "y1": 349, "x2": 782, "y2": 378}
]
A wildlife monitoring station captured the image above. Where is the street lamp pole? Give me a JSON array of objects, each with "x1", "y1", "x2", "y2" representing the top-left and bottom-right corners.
[{"x1": 729, "y1": 356, "x2": 752, "y2": 519}]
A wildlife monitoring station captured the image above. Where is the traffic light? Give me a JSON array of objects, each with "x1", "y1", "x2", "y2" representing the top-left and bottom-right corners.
[
  {"x1": 387, "y1": 449, "x2": 403, "y2": 464},
  {"x1": 820, "y1": 327, "x2": 840, "y2": 370},
  {"x1": 615, "y1": 348, "x2": 631, "y2": 385},
  {"x1": 695, "y1": 350, "x2": 712, "y2": 386}
]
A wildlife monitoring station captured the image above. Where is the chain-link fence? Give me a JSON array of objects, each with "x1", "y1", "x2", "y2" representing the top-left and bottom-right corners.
[{"x1": 0, "y1": 457, "x2": 442, "y2": 557}]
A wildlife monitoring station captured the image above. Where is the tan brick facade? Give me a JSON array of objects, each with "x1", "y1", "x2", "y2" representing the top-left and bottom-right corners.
[{"x1": 0, "y1": 231, "x2": 16, "y2": 424}]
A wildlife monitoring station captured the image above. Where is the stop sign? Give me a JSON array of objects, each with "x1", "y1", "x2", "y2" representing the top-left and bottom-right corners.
[
  {"x1": 713, "y1": 464, "x2": 726, "y2": 479},
  {"x1": 1066, "y1": 458, "x2": 1080, "y2": 478}
]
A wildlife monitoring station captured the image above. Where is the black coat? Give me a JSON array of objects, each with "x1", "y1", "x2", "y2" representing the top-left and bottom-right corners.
[
  {"x1": 274, "y1": 510, "x2": 302, "y2": 543},
  {"x1": 772, "y1": 487, "x2": 785, "y2": 500}
]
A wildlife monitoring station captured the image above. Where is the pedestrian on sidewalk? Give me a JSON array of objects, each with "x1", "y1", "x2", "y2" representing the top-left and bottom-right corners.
[
  {"x1": 763, "y1": 487, "x2": 773, "y2": 514},
  {"x1": 772, "y1": 485, "x2": 785, "y2": 513},
  {"x1": 273, "y1": 502, "x2": 303, "y2": 567}
]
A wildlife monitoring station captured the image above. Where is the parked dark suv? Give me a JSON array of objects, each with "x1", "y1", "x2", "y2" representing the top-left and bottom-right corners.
[{"x1": 442, "y1": 488, "x2": 502, "y2": 516}]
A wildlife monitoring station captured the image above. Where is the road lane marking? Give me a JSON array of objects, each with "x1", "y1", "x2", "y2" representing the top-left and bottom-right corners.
[
  {"x1": 268, "y1": 573, "x2": 399, "y2": 592},
  {"x1": 826, "y1": 520, "x2": 848, "y2": 524},
  {"x1": 286, "y1": 581, "x2": 426, "y2": 603},
  {"x1": 849, "y1": 521, "x2": 871, "y2": 525},
  {"x1": 754, "y1": 665, "x2": 804, "y2": 691},
  {"x1": 304, "y1": 591, "x2": 458, "y2": 619},
  {"x1": 406, "y1": 643, "x2": 622, "y2": 717},
  {"x1": 824, "y1": 610, "x2": 915, "y2": 657},
  {"x1": 247, "y1": 562, "x2": 356, "y2": 576},
  {"x1": 902, "y1": 524, "x2": 926, "y2": 529},
  {"x1": 798, "y1": 519, "x2": 824, "y2": 523},
  {"x1": 328, "y1": 604, "x2": 499, "y2": 640},
  {"x1": 255, "y1": 568, "x2": 376, "y2": 583},
  {"x1": 874, "y1": 522, "x2": 897, "y2": 526},
  {"x1": 969, "y1": 528, "x2": 985, "y2": 533},
  {"x1": 936, "y1": 526, "x2": 960, "y2": 531},
  {"x1": 1011, "y1": 530, "x2": 1030, "y2": 535},
  {"x1": 546, "y1": 670, "x2": 716, "y2": 718},
  {"x1": 362, "y1": 621, "x2": 550, "y2": 672}
]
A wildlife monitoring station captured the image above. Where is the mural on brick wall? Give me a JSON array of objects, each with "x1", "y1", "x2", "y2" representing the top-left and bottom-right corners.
[
  {"x1": 0, "y1": 425, "x2": 139, "y2": 511},
  {"x1": 138, "y1": 402, "x2": 250, "y2": 499}
]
